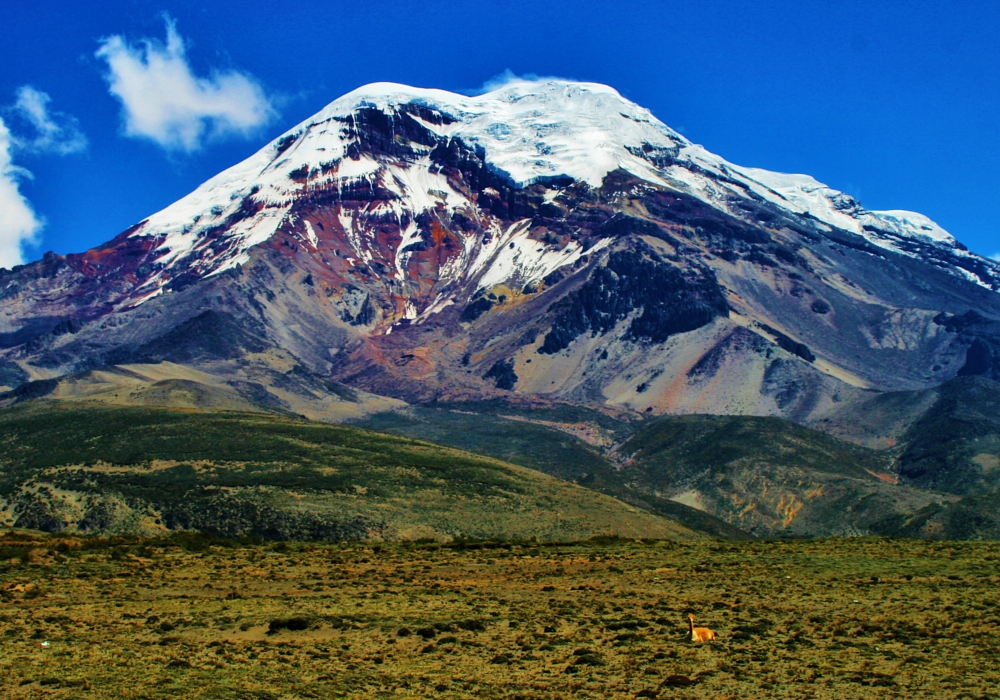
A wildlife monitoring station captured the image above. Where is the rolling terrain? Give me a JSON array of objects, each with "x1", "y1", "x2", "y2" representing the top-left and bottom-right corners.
[
  {"x1": 2, "y1": 369, "x2": 996, "y2": 541},
  {"x1": 354, "y1": 401, "x2": 971, "y2": 540},
  {"x1": 0, "y1": 402, "x2": 698, "y2": 542},
  {"x1": 616, "y1": 415, "x2": 947, "y2": 538},
  {"x1": 354, "y1": 403, "x2": 751, "y2": 540}
]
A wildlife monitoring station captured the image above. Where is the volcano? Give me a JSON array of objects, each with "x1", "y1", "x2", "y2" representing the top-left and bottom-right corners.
[{"x1": 2, "y1": 79, "x2": 999, "y2": 423}]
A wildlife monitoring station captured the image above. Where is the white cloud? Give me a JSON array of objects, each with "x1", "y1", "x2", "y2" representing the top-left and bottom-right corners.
[
  {"x1": 991, "y1": 253, "x2": 1000, "y2": 262},
  {"x1": 0, "y1": 88, "x2": 86, "y2": 268},
  {"x1": 0, "y1": 118, "x2": 43, "y2": 269},
  {"x1": 95, "y1": 18, "x2": 276, "y2": 152},
  {"x1": 8, "y1": 86, "x2": 88, "y2": 155},
  {"x1": 470, "y1": 69, "x2": 577, "y2": 95}
]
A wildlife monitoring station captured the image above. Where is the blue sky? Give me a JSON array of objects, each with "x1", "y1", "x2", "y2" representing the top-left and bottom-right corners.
[{"x1": 2, "y1": 0, "x2": 998, "y2": 268}]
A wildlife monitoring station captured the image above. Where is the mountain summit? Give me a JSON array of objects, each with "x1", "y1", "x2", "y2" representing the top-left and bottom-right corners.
[
  {"x1": 2, "y1": 80, "x2": 999, "y2": 422},
  {"x1": 113, "y1": 80, "x2": 1000, "y2": 302}
]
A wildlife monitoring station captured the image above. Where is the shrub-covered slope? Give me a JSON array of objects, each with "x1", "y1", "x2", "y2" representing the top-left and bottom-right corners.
[
  {"x1": 808, "y1": 376, "x2": 1000, "y2": 539},
  {"x1": 357, "y1": 402, "x2": 973, "y2": 539},
  {"x1": 618, "y1": 415, "x2": 949, "y2": 538},
  {"x1": 354, "y1": 404, "x2": 750, "y2": 540},
  {"x1": 895, "y1": 377, "x2": 1000, "y2": 496},
  {"x1": 4, "y1": 534, "x2": 1000, "y2": 699},
  {"x1": 0, "y1": 402, "x2": 700, "y2": 542}
]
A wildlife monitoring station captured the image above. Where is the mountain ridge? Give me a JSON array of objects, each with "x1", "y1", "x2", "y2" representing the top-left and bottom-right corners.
[
  {"x1": 57, "y1": 80, "x2": 1000, "y2": 304},
  {"x1": 2, "y1": 78, "x2": 999, "y2": 431}
]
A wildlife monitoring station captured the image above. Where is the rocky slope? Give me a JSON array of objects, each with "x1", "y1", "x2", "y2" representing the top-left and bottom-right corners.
[
  {"x1": 354, "y1": 400, "x2": 980, "y2": 540},
  {"x1": 2, "y1": 79, "x2": 999, "y2": 424}
]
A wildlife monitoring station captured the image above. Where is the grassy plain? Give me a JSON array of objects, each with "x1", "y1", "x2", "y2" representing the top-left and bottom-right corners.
[{"x1": 2, "y1": 531, "x2": 998, "y2": 699}]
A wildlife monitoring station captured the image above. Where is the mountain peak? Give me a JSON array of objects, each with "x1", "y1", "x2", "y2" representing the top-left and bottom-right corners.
[
  {"x1": 124, "y1": 80, "x2": 993, "y2": 302},
  {"x1": 322, "y1": 79, "x2": 628, "y2": 113},
  {"x1": 9, "y1": 78, "x2": 976, "y2": 313},
  {"x1": 4, "y1": 79, "x2": 1000, "y2": 433},
  {"x1": 303, "y1": 78, "x2": 683, "y2": 189}
]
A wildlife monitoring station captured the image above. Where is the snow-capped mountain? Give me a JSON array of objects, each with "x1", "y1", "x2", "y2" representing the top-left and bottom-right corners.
[
  {"x1": 2, "y1": 80, "x2": 999, "y2": 422},
  {"x1": 122, "y1": 80, "x2": 998, "y2": 307}
]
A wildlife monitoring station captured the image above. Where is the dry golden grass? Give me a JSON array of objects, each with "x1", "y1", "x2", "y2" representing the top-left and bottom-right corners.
[{"x1": 1, "y1": 532, "x2": 999, "y2": 698}]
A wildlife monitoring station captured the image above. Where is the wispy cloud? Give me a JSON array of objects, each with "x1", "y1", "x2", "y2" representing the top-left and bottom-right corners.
[
  {"x1": 95, "y1": 17, "x2": 276, "y2": 152},
  {"x1": 990, "y1": 252, "x2": 1000, "y2": 262},
  {"x1": 469, "y1": 69, "x2": 578, "y2": 95},
  {"x1": 0, "y1": 87, "x2": 85, "y2": 268},
  {"x1": 7, "y1": 86, "x2": 88, "y2": 155},
  {"x1": 0, "y1": 119, "x2": 43, "y2": 268}
]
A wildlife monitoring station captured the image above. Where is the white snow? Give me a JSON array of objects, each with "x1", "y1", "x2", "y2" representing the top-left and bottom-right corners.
[
  {"x1": 869, "y1": 210, "x2": 955, "y2": 244},
  {"x1": 338, "y1": 81, "x2": 678, "y2": 188},
  {"x1": 303, "y1": 220, "x2": 318, "y2": 248},
  {"x1": 332, "y1": 155, "x2": 380, "y2": 180},
  {"x1": 404, "y1": 300, "x2": 417, "y2": 320},
  {"x1": 393, "y1": 220, "x2": 422, "y2": 280},
  {"x1": 736, "y1": 168, "x2": 865, "y2": 232},
  {"x1": 415, "y1": 292, "x2": 456, "y2": 322},
  {"x1": 471, "y1": 220, "x2": 611, "y2": 292},
  {"x1": 337, "y1": 209, "x2": 372, "y2": 264},
  {"x1": 381, "y1": 158, "x2": 466, "y2": 215}
]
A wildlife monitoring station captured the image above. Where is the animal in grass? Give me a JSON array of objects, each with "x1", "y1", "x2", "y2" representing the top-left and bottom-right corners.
[{"x1": 687, "y1": 614, "x2": 715, "y2": 643}]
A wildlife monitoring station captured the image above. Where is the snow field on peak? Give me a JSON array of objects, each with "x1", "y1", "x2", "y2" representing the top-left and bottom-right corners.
[
  {"x1": 736, "y1": 166, "x2": 959, "y2": 248},
  {"x1": 655, "y1": 151, "x2": 997, "y2": 285},
  {"x1": 317, "y1": 80, "x2": 686, "y2": 189},
  {"x1": 161, "y1": 80, "x2": 690, "y2": 296},
  {"x1": 397, "y1": 216, "x2": 613, "y2": 327},
  {"x1": 125, "y1": 80, "x2": 648, "y2": 309},
  {"x1": 869, "y1": 210, "x2": 956, "y2": 245}
]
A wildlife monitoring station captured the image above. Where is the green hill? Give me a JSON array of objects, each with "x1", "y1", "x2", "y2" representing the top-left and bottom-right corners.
[
  {"x1": 357, "y1": 403, "x2": 961, "y2": 539},
  {"x1": 618, "y1": 415, "x2": 950, "y2": 538},
  {"x1": 808, "y1": 377, "x2": 1000, "y2": 539},
  {"x1": 895, "y1": 377, "x2": 1000, "y2": 496},
  {"x1": 0, "y1": 402, "x2": 701, "y2": 543},
  {"x1": 354, "y1": 404, "x2": 751, "y2": 539},
  {"x1": 883, "y1": 377, "x2": 1000, "y2": 539}
]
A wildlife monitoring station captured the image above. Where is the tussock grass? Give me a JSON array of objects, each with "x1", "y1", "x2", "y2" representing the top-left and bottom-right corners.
[{"x1": 1, "y1": 531, "x2": 998, "y2": 698}]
